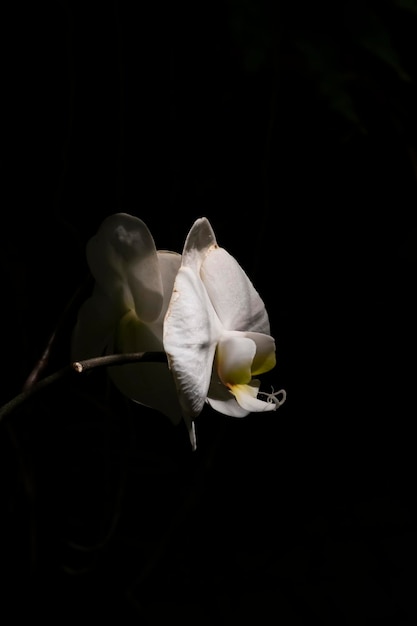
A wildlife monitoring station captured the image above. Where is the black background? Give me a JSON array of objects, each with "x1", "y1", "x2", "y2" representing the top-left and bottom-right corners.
[{"x1": 1, "y1": 1, "x2": 417, "y2": 623}]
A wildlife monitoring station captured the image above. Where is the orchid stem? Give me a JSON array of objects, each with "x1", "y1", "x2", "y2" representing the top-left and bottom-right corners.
[
  {"x1": 0, "y1": 352, "x2": 167, "y2": 424},
  {"x1": 72, "y1": 351, "x2": 166, "y2": 372}
]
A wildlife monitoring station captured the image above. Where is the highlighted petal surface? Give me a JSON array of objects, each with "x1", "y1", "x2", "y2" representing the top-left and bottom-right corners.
[
  {"x1": 201, "y1": 247, "x2": 270, "y2": 334},
  {"x1": 163, "y1": 265, "x2": 222, "y2": 419},
  {"x1": 216, "y1": 334, "x2": 256, "y2": 386}
]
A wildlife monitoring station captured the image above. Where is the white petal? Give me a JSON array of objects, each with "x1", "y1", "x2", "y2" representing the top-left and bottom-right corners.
[
  {"x1": 155, "y1": 251, "x2": 182, "y2": 325},
  {"x1": 181, "y1": 217, "x2": 217, "y2": 272},
  {"x1": 232, "y1": 381, "x2": 277, "y2": 413},
  {"x1": 200, "y1": 247, "x2": 270, "y2": 333},
  {"x1": 87, "y1": 213, "x2": 164, "y2": 323},
  {"x1": 216, "y1": 334, "x2": 256, "y2": 386},
  {"x1": 163, "y1": 265, "x2": 222, "y2": 419},
  {"x1": 206, "y1": 372, "x2": 249, "y2": 417},
  {"x1": 243, "y1": 331, "x2": 276, "y2": 375}
]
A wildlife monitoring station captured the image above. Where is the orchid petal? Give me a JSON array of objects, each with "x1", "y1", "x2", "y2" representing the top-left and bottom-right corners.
[
  {"x1": 243, "y1": 331, "x2": 276, "y2": 375},
  {"x1": 163, "y1": 265, "x2": 222, "y2": 419},
  {"x1": 200, "y1": 246, "x2": 270, "y2": 334},
  {"x1": 216, "y1": 334, "x2": 256, "y2": 386},
  {"x1": 155, "y1": 251, "x2": 182, "y2": 325},
  {"x1": 87, "y1": 213, "x2": 164, "y2": 323},
  {"x1": 115, "y1": 309, "x2": 164, "y2": 353},
  {"x1": 181, "y1": 217, "x2": 217, "y2": 272},
  {"x1": 231, "y1": 381, "x2": 277, "y2": 413},
  {"x1": 111, "y1": 252, "x2": 181, "y2": 350},
  {"x1": 206, "y1": 372, "x2": 250, "y2": 417}
]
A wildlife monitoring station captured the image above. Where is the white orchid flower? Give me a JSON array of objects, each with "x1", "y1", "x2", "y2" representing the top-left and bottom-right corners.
[
  {"x1": 164, "y1": 217, "x2": 285, "y2": 449},
  {"x1": 71, "y1": 212, "x2": 183, "y2": 424},
  {"x1": 72, "y1": 213, "x2": 285, "y2": 451}
]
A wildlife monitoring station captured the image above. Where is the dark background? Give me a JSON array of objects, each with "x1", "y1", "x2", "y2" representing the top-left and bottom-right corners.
[{"x1": 1, "y1": 1, "x2": 417, "y2": 623}]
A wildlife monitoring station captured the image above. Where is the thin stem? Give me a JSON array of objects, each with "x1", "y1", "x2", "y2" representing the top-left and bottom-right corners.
[
  {"x1": 73, "y1": 351, "x2": 166, "y2": 372},
  {"x1": 0, "y1": 352, "x2": 167, "y2": 424},
  {"x1": 23, "y1": 275, "x2": 92, "y2": 391}
]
